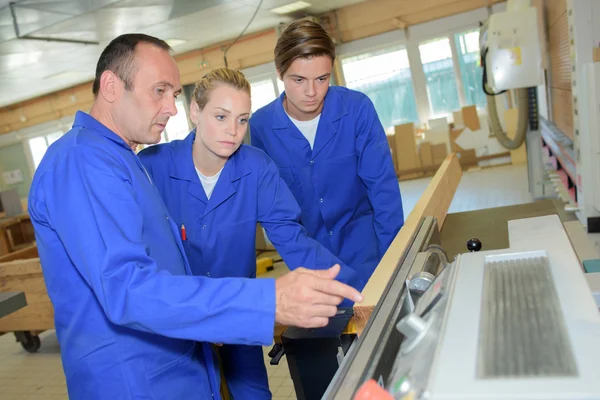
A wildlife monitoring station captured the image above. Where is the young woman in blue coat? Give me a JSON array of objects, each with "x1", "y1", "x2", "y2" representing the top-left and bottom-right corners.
[
  {"x1": 138, "y1": 68, "x2": 360, "y2": 399},
  {"x1": 250, "y1": 20, "x2": 405, "y2": 292}
]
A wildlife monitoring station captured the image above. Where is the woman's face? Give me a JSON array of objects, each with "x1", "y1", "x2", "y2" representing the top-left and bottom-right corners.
[{"x1": 191, "y1": 83, "x2": 251, "y2": 160}]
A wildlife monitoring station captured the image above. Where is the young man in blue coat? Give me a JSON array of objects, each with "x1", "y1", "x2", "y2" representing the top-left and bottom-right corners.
[
  {"x1": 138, "y1": 68, "x2": 361, "y2": 399},
  {"x1": 250, "y1": 20, "x2": 405, "y2": 292},
  {"x1": 28, "y1": 33, "x2": 362, "y2": 400}
]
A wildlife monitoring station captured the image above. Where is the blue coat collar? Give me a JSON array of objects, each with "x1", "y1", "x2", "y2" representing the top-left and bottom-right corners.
[
  {"x1": 272, "y1": 89, "x2": 349, "y2": 158},
  {"x1": 169, "y1": 130, "x2": 251, "y2": 213},
  {"x1": 73, "y1": 111, "x2": 132, "y2": 151},
  {"x1": 272, "y1": 89, "x2": 348, "y2": 129},
  {"x1": 169, "y1": 130, "x2": 251, "y2": 183}
]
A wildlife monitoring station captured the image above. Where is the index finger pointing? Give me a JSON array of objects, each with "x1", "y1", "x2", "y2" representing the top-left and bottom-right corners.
[{"x1": 314, "y1": 279, "x2": 363, "y2": 303}]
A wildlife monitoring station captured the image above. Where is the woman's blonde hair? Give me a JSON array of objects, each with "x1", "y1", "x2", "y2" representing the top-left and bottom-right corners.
[{"x1": 192, "y1": 68, "x2": 251, "y2": 110}]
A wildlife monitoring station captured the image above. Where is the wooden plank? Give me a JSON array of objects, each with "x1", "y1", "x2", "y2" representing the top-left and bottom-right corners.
[
  {"x1": 0, "y1": 258, "x2": 54, "y2": 332},
  {"x1": 0, "y1": 243, "x2": 38, "y2": 263},
  {"x1": 461, "y1": 105, "x2": 480, "y2": 131},
  {"x1": 354, "y1": 154, "x2": 462, "y2": 333}
]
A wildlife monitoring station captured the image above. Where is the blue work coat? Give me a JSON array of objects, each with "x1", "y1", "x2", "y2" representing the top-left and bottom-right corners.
[
  {"x1": 28, "y1": 111, "x2": 275, "y2": 400},
  {"x1": 138, "y1": 131, "x2": 358, "y2": 399},
  {"x1": 250, "y1": 86, "x2": 404, "y2": 291}
]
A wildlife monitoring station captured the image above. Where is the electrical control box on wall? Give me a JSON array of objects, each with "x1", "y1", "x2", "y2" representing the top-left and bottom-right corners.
[{"x1": 486, "y1": 7, "x2": 543, "y2": 92}]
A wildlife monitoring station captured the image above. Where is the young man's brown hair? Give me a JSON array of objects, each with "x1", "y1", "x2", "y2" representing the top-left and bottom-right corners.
[{"x1": 274, "y1": 20, "x2": 336, "y2": 77}]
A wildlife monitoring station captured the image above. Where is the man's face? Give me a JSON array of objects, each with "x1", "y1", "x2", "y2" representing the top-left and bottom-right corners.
[
  {"x1": 280, "y1": 55, "x2": 332, "y2": 121},
  {"x1": 191, "y1": 84, "x2": 250, "y2": 161},
  {"x1": 113, "y1": 43, "x2": 182, "y2": 146}
]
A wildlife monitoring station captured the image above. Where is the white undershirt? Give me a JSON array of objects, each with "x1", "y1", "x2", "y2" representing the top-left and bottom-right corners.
[
  {"x1": 286, "y1": 112, "x2": 321, "y2": 149},
  {"x1": 195, "y1": 167, "x2": 223, "y2": 200}
]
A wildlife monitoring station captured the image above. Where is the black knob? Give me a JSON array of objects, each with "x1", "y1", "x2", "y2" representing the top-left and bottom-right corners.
[{"x1": 467, "y1": 238, "x2": 482, "y2": 252}]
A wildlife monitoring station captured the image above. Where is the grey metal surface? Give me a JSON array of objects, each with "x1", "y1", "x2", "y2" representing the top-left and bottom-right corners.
[
  {"x1": 324, "y1": 216, "x2": 441, "y2": 399},
  {"x1": 0, "y1": 291, "x2": 27, "y2": 319},
  {"x1": 478, "y1": 255, "x2": 578, "y2": 378}
]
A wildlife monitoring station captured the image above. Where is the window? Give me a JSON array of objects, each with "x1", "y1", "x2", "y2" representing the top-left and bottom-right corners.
[
  {"x1": 341, "y1": 46, "x2": 419, "y2": 129},
  {"x1": 419, "y1": 37, "x2": 460, "y2": 117},
  {"x1": 28, "y1": 131, "x2": 64, "y2": 169},
  {"x1": 276, "y1": 78, "x2": 285, "y2": 96},
  {"x1": 455, "y1": 29, "x2": 486, "y2": 108},
  {"x1": 250, "y1": 79, "x2": 278, "y2": 113},
  {"x1": 164, "y1": 99, "x2": 191, "y2": 141}
]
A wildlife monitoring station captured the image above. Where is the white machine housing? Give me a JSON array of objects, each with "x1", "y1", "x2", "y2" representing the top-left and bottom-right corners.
[
  {"x1": 389, "y1": 215, "x2": 600, "y2": 399},
  {"x1": 485, "y1": 6, "x2": 543, "y2": 92}
]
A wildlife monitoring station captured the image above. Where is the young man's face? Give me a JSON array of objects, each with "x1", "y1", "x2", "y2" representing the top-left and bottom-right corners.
[
  {"x1": 279, "y1": 55, "x2": 332, "y2": 121},
  {"x1": 113, "y1": 42, "x2": 182, "y2": 147}
]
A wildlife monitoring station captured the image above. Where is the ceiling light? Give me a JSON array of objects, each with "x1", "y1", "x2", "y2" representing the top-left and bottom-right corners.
[
  {"x1": 165, "y1": 38, "x2": 187, "y2": 47},
  {"x1": 270, "y1": 1, "x2": 311, "y2": 15}
]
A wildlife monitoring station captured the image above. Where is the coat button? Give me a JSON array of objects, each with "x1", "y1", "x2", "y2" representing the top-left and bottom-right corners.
[
  {"x1": 207, "y1": 272, "x2": 211, "y2": 277},
  {"x1": 329, "y1": 231, "x2": 333, "y2": 236},
  {"x1": 202, "y1": 225, "x2": 206, "y2": 229},
  {"x1": 310, "y1": 160, "x2": 315, "y2": 164},
  {"x1": 320, "y1": 198, "x2": 324, "y2": 203}
]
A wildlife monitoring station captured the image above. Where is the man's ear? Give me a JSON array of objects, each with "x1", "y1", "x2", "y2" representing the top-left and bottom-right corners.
[
  {"x1": 190, "y1": 101, "x2": 200, "y2": 125},
  {"x1": 98, "y1": 70, "x2": 119, "y2": 103}
]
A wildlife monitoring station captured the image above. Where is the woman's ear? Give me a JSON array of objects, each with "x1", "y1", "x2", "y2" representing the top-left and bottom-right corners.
[{"x1": 190, "y1": 101, "x2": 200, "y2": 125}]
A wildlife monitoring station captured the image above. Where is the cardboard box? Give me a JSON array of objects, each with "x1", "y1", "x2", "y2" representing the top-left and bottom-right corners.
[
  {"x1": 458, "y1": 149, "x2": 477, "y2": 167},
  {"x1": 462, "y1": 105, "x2": 481, "y2": 131},
  {"x1": 453, "y1": 111, "x2": 464, "y2": 126},
  {"x1": 419, "y1": 141, "x2": 433, "y2": 167},
  {"x1": 431, "y1": 143, "x2": 448, "y2": 165},
  {"x1": 387, "y1": 134, "x2": 399, "y2": 174},
  {"x1": 450, "y1": 127, "x2": 465, "y2": 153},
  {"x1": 394, "y1": 123, "x2": 421, "y2": 172},
  {"x1": 255, "y1": 223, "x2": 274, "y2": 251}
]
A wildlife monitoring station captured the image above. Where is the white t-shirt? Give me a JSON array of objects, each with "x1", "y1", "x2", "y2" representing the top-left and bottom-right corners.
[
  {"x1": 286, "y1": 112, "x2": 321, "y2": 149},
  {"x1": 195, "y1": 167, "x2": 223, "y2": 200}
]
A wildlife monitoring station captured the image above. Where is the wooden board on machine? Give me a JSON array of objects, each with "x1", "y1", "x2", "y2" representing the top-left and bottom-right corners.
[{"x1": 353, "y1": 154, "x2": 463, "y2": 334}]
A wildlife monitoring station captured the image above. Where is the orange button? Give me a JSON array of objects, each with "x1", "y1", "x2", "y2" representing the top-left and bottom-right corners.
[{"x1": 353, "y1": 379, "x2": 394, "y2": 400}]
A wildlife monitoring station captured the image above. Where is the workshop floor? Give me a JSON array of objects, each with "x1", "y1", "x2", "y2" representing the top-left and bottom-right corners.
[{"x1": 0, "y1": 163, "x2": 545, "y2": 400}]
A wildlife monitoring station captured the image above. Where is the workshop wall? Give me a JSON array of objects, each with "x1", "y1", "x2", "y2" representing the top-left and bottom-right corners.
[
  {"x1": 0, "y1": 0, "x2": 505, "y2": 134},
  {"x1": 0, "y1": 143, "x2": 32, "y2": 199}
]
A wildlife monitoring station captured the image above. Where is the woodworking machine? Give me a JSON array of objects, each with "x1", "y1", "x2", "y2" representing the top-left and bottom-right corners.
[{"x1": 323, "y1": 215, "x2": 600, "y2": 400}]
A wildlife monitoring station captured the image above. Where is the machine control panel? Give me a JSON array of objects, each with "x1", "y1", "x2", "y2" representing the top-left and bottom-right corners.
[{"x1": 387, "y1": 264, "x2": 456, "y2": 399}]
